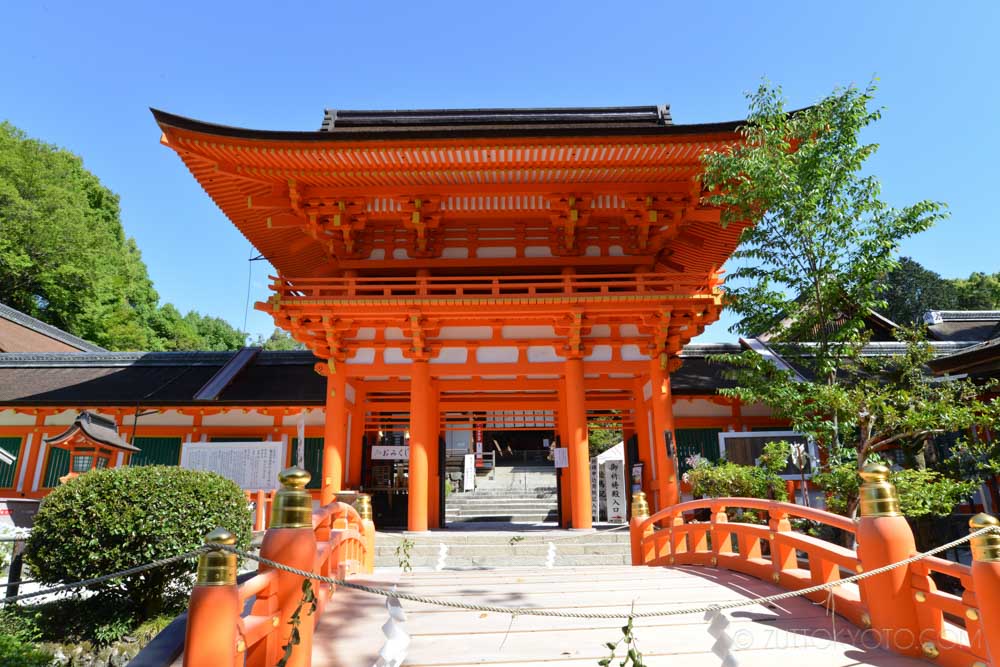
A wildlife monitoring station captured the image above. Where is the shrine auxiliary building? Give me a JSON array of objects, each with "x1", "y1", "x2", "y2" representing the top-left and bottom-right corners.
[{"x1": 0, "y1": 105, "x2": 777, "y2": 532}]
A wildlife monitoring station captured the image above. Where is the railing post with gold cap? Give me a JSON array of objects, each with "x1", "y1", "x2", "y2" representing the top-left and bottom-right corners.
[
  {"x1": 356, "y1": 494, "x2": 376, "y2": 574},
  {"x1": 855, "y1": 464, "x2": 922, "y2": 657},
  {"x1": 184, "y1": 528, "x2": 239, "y2": 667},
  {"x1": 970, "y1": 513, "x2": 1000, "y2": 666},
  {"x1": 629, "y1": 491, "x2": 653, "y2": 565},
  {"x1": 257, "y1": 468, "x2": 318, "y2": 667}
]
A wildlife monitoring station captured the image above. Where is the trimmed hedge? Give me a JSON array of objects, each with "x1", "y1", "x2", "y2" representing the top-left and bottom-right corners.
[{"x1": 26, "y1": 466, "x2": 251, "y2": 619}]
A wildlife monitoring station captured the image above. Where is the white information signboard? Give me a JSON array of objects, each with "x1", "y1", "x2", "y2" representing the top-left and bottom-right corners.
[
  {"x1": 463, "y1": 454, "x2": 476, "y2": 492},
  {"x1": 372, "y1": 445, "x2": 410, "y2": 461},
  {"x1": 553, "y1": 448, "x2": 569, "y2": 469},
  {"x1": 180, "y1": 440, "x2": 284, "y2": 491},
  {"x1": 603, "y1": 460, "x2": 626, "y2": 523}
]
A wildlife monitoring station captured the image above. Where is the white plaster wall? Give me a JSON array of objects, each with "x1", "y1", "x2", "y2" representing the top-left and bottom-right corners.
[
  {"x1": 622, "y1": 345, "x2": 649, "y2": 361},
  {"x1": 527, "y1": 346, "x2": 564, "y2": 362},
  {"x1": 739, "y1": 402, "x2": 773, "y2": 417},
  {"x1": 134, "y1": 410, "x2": 194, "y2": 427},
  {"x1": 434, "y1": 326, "x2": 492, "y2": 340},
  {"x1": 347, "y1": 348, "x2": 376, "y2": 364},
  {"x1": 476, "y1": 347, "x2": 519, "y2": 363},
  {"x1": 503, "y1": 325, "x2": 556, "y2": 339},
  {"x1": 431, "y1": 348, "x2": 468, "y2": 364},
  {"x1": 672, "y1": 398, "x2": 733, "y2": 418},
  {"x1": 584, "y1": 345, "x2": 612, "y2": 362},
  {"x1": 0, "y1": 410, "x2": 35, "y2": 426},
  {"x1": 476, "y1": 247, "x2": 516, "y2": 258},
  {"x1": 202, "y1": 410, "x2": 275, "y2": 427},
  {"x1": 282, "y1": 408, "x2": 326, "y2": 427}
]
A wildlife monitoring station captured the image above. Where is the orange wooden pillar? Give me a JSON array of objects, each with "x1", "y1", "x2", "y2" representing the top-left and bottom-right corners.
[
  {"x1": 322, "y1": 363, "x2": 349, "y2": 505},
  {"x1": 855, "y1": 464, "x2": 922, "y2": 656},
  {"x1": 632, "y1": 377, "x2": 654, "y2": 501},
  {"x1": 427, "y1": 385, "x2": 441, "y2": 529},
  {"x1": 970, "y1": 513, "x2": 1000, "y2": 666},
  {"x1": 557, "y1": 379, "x2": 573, "y2": 528},
  {"x1": 564, "y1": 356, "x2": 592, "y2": 530},
  {"x1": 407, "y1": 359, "x2": 433, "y2": 532},
  {"x1": 346, "y1": 386, "x2": 366, "y2": 489},
  {"x1": 648, "y1": 355, "x2": 679, "y2": 510}
]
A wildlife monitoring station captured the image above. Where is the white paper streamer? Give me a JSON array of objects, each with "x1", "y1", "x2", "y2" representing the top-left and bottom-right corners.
[
  {"x1": 545, "y1": 542, "x2": 556, "y2": 569},
  {"x1": 435, "y1": 543, "x2": 448, "y2": 571},
  {"x1": 374, "y1": 590, "x2": 410, "y2": 667},
  {"x1": 704, "y1": 608, "x2": 739, "y2": 667}
]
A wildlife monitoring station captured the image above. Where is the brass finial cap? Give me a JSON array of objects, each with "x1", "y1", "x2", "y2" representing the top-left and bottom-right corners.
[
  {"x1": 354, "y1": 493, "x2": 373, "y2": 521},
  {"x1": 271, "y1": 467, "x2": 314, "y2": 529},
  {"x1": 631, "y1": 491, "x2": 650, "y2": 519},
  {"x1": 970, "y1": 513, "x2": 1000, "y2": 562},
  {"x1": 196, "y1": 527, "x2": 237, "y2": 586},
  {"x1": 858, "y1": 463, "x2": 901, "y2": 517}
]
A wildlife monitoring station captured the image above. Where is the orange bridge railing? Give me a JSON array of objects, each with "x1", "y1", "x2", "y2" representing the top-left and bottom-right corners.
[
  {"x1": 629, "y1": 464, "x2": 1000, "y2": 667},
  {"x1": 185, "y1": 469, "x2": 375, "y2": 667}
]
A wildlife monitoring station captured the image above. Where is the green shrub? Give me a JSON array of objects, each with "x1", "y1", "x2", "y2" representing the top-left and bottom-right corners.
[
  {"x1": 892, "y1": 468, "x2": 976, "y2": 518},
  {"x1": 687, "y1": 461, "x2": 788, "y2": 502},
  {"x1": 0, "y1": 633, "x2": 52, "y2": 667},
  {"x1": 26, "y1": 466, "x2": 251, "y2": 621}
]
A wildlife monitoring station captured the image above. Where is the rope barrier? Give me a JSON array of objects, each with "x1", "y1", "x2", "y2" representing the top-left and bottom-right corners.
[
  {"x1": 1, "y1": 524, "x2": 997, "y2": 620},
  {"x1": 0, "y1": 547, "x2": 209, "y2": 605},
  {"x1": 208, "y1": 524, "x2": 1000, "y2": 620}
]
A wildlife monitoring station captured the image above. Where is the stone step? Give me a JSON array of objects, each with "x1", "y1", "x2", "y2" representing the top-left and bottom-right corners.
[
  {"x1": 375, "y1": 543, "x2": 630, "y2": 557},
  {"x1": 377, "y1": 530, "x2": 632, "y2": 544},
  {"x1": 446, "y1": 515, "x2": 557, "y2": 523},
  {"x1": 374, "y1": 552, "x2": 631, "y2": 568},
  {"x1": 446, "y1": 501, "x2": 557, "y2": 510}
]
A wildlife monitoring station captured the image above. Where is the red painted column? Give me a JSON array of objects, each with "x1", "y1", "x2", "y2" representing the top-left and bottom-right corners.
[
  {"x1": 427, "y1": 385, "x2": 441, "y2": 529},
  {"x1": 322, "y1": 365, "x2": 348, "y2": 505},
  {"x1": 564, "y1": 356, "x2": 592, "y2": 530},
  {"x1": 648, "y1": 355, "x2": 679, "y2": 509},
  {"x1": 632, "y1": 377, "x2": 654, "y2": 501},
  {"x1": 557, "y1": 379, "x2": 573, "y2": 528},
  {"x1": 346, "y1": 386, "x2": 366, "y2": 489},
  {"x1": 407, "y1": 359, "x2": 433, "y2": 532}
]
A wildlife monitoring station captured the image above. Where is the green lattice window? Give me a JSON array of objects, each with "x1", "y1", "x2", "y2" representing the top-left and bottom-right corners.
[
  {"x1": 130, "y1": 437, "x2": 182, "y2": 466},
  {"x1": 675, "y1": 429, "x2": 722, "y2": 472},
  {"x1": 293, "y1": 438, "x2": 324, "y2": 489},
  {"x1": 0, "y1": 438, "x2": 22, "y2": 489},
  {"x1": 209, "y1": 437, "x2": 264, "y2": 442},
  {"x1": 42, "y1": 447, "x2": 70, "y2": 488}
]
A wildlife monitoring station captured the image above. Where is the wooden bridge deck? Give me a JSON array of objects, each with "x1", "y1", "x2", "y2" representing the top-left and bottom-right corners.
[{"x1": 314, "y1": 565, "x2": 930, "y2": 667}]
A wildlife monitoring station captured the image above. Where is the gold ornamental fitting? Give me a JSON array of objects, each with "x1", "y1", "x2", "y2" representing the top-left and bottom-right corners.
[
  {"x1": 196, "y1": 528, "x2": 237, "y2": 586},
  {"x1": 355, "y1": 494, "x2": 373, "y2": 521},
  {"x1": 270, "y1": 467, "x2": 314, "y2": 529},
  {"x1": 969, "y1": 513, "x2": 1000, "y2": 562},
  {"x1": 631, "y1": 491, "x2": 650, "y2": 519},
  {"x1": 858, "y1": 464, "x2": 901, "y2": 517}
]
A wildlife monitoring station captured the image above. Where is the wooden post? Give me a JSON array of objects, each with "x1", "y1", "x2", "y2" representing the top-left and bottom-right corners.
[
  {"x1": 969, "y1": 513, "x2": 1000, "y2": 666},
  {"x1": 322, "y1": 366, "x2": 349, "y2": 504},
  {"x1": 408, "y1": 359, "x2": 432, "y2": 532},
  {"x1": 258, "y1": 468, "x2": 318, "y2": 667},
  {"x1": 184, "y1": 529, "x2": 239, "y2": 667},
  {"x1": 648, "y1": 355, "x2": 679, "y2": 509},
  {"x1": 564, "y1": 356, "x2": 592, "y2": 529},
  {"x1": 855, "y1": 464, "x2": 922, "y2": 657}
]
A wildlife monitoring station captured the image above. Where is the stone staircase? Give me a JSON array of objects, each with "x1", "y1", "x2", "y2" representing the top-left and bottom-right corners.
[
  {"x1": 445, "y1": 464, "x2": 558, "y2": 524},
  {"x1": 375, "y1": 528, "x2": 632, "y2": 568}
]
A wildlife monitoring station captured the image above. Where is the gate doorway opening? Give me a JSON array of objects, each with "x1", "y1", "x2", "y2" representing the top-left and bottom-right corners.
[{"x1": 443, "y1": 411, "x2": 560, "y2": 526}]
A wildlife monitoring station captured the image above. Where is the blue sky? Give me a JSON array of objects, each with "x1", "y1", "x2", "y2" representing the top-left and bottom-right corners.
[{"x1": 2, "y1": 1, "x2": 998, "y2": 343}]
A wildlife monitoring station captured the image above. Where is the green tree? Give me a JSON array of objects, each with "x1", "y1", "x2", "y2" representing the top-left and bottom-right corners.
[
  {"x1": 879, "y1": 257, "x2": 960, "y2": 324},
  {"x1": 699, "y1": 82, "x2": 994, "y2": 516},
  {"x1": 700, "y1": 81, "x2": 945, "y2": 380},
  {"x1": 253, "y1": 328, "x2": 306, "y2": 351},
  {"x1": 0, "y1": 121, "x2": 247, "y2": 352},
  {"x1": 952, "y1": 271, "x2": 1000, "y2": 310}
]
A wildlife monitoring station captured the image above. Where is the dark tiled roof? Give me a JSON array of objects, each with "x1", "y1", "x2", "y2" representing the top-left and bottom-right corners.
[
  {"x1": 151, "y1": 106, "x2": 744, "y2": 142},
  {"x1": 924, "y1": 310, "x2": 1000, "y2": 343},
  {"x1": 0, "y1": 351, "x2": 325, "y2": 407},
  {"x1": 45, "y1": 411, "x2": 139, "y2": 451},
  {"x1": 320, "y1": 105, "x2": 673, "y2": 132},
  {"x1": 927, "y1": 337, "x2": 1000, "y2": 377},
  {"x1": 0, "y1": 302, "x2": 105, "y2": 353},
  {"x1": 673, "y1": 343, "x2": 741, "y2": 394}
]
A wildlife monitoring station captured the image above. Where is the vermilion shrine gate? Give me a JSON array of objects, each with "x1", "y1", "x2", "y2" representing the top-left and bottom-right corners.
[{"x1": 152, "y1": 105, "x2": 748, "y2": 531}]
